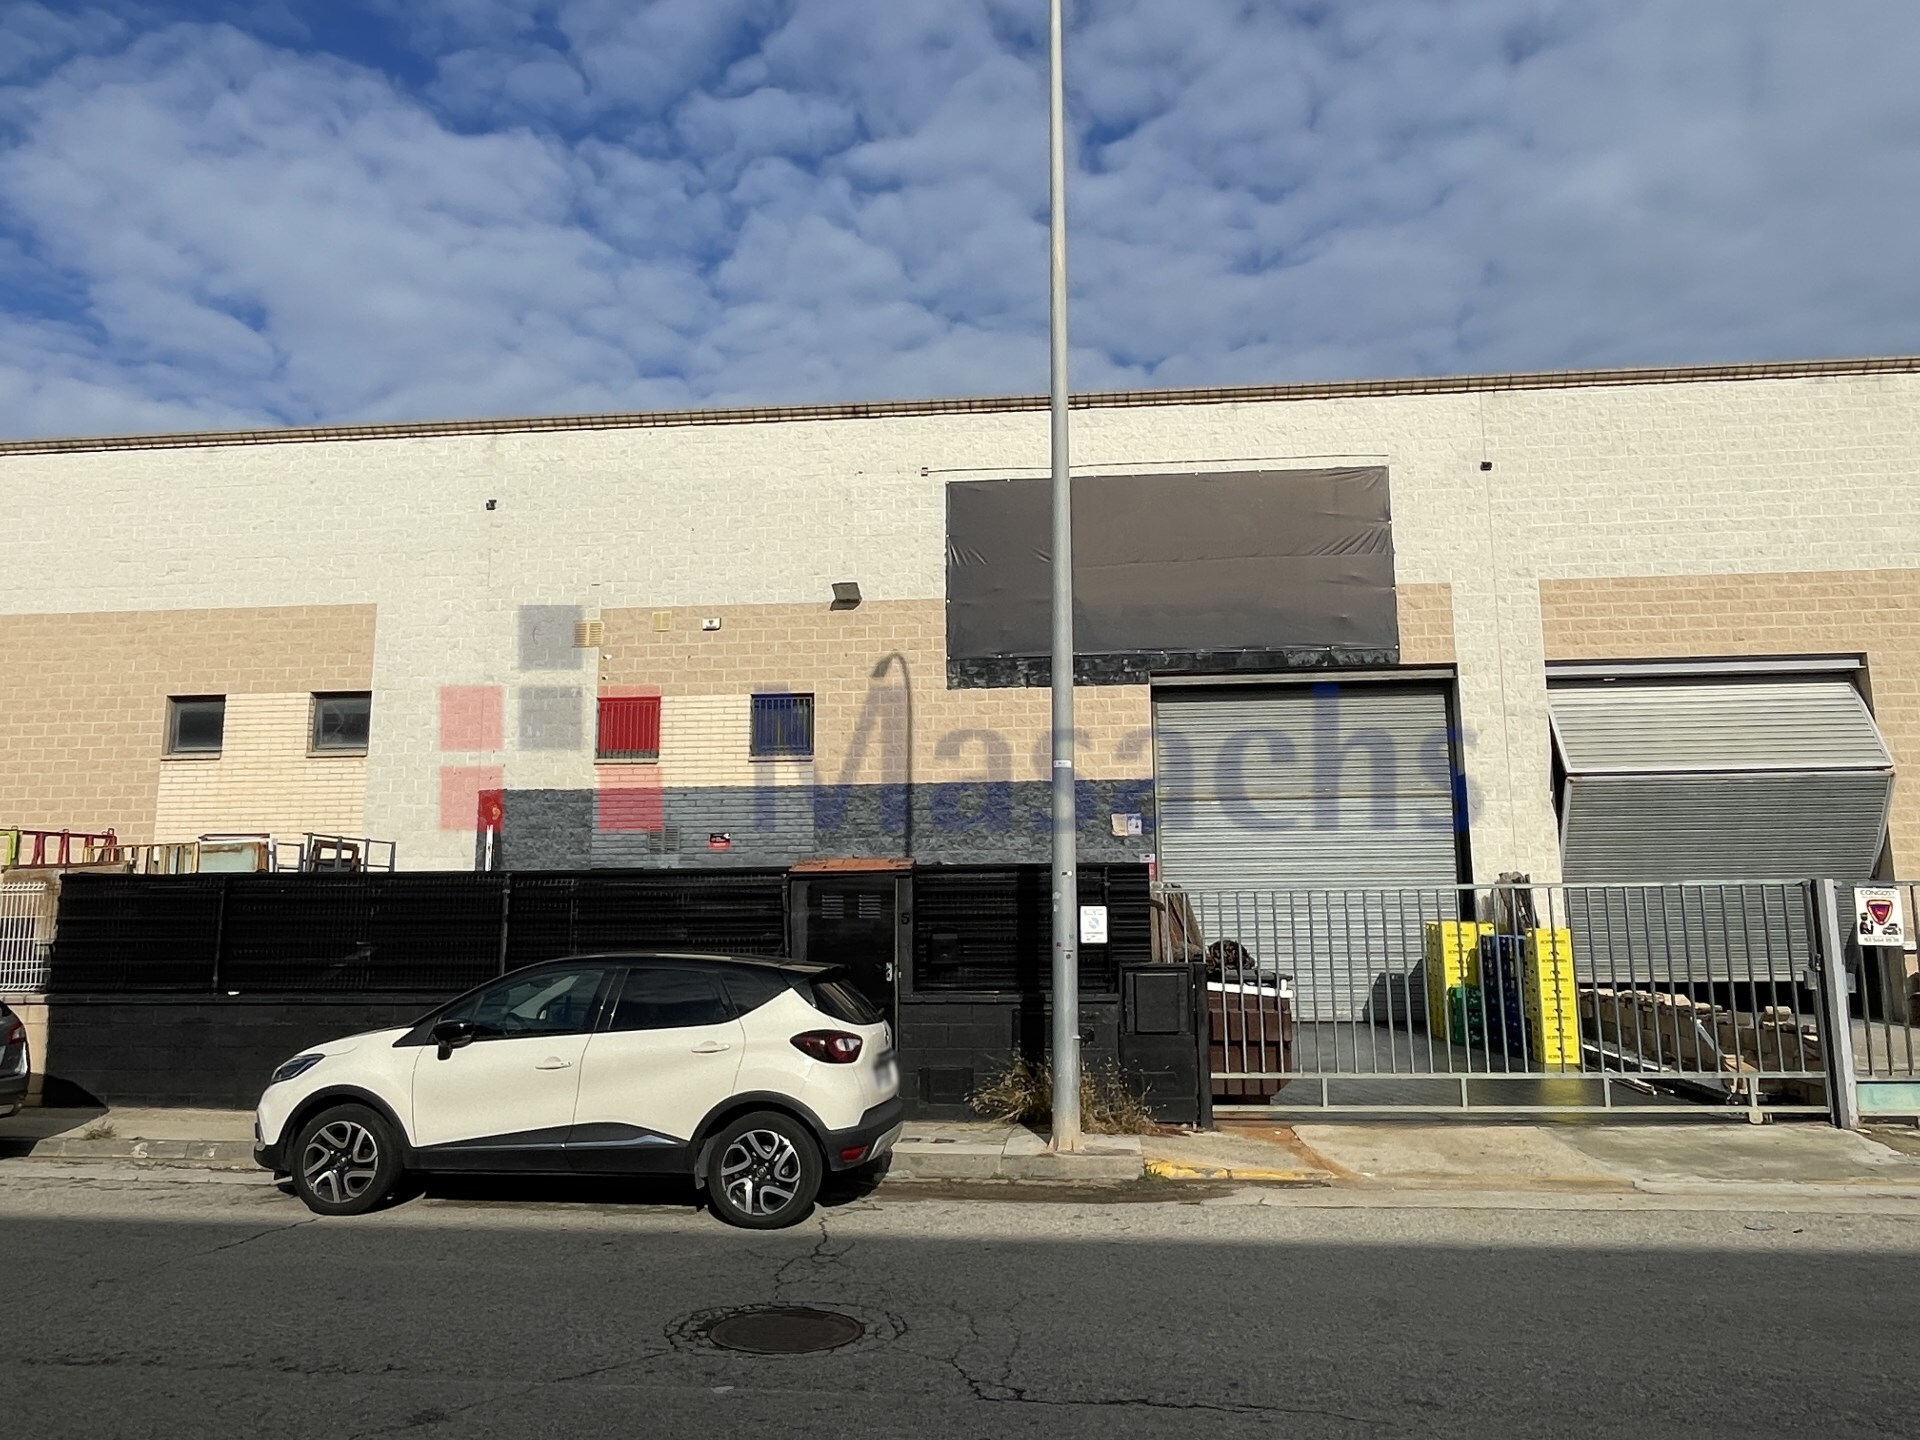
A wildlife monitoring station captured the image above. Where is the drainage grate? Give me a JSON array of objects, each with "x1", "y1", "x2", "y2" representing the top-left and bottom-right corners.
[{"x1": 702, "y1": 1306, "x2": 866, "y2": 1356}]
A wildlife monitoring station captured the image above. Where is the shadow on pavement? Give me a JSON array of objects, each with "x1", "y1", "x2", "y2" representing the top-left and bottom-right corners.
[{"x1": 403, "y1": 1157, "x2": 894, "y2": 1214}]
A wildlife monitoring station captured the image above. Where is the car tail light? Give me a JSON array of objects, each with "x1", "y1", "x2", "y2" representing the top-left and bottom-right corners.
[
  {"x1": 1, "y1": 1016, "x2": 23, "y2": 1049},
  {"x1": 791, "y1": 1030, "x2": 863, "y2": 1064},
  {"x1": 839, "y1": 1145, "x2": 869, "y2": 1164}
]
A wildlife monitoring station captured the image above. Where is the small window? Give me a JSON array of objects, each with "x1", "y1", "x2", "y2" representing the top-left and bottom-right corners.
[
  {"x1": 166, "y1": 696, "x2": 225, "y2": 756},
  {"x1": 805, "y1": 976, "x2": 882, "y2": 1026},
  {"x1": 608, "y1": 967, "x2": 733, "y2": 1032},
  {"x1": 597, "y1": 695, "x2": 661, "y2": 761},
  {"x1": 312, "y1": 692, "x2": 372, "y2": 752},
  {"x1": 750, "y1": 693, "x2": 814, "y2": 760},
  {"x1": 441, "y1": 967, "x2": 609, "y2": 1040},
  {"x1": 721, "y1": 967, "x2": 794, "y2": 1018}
]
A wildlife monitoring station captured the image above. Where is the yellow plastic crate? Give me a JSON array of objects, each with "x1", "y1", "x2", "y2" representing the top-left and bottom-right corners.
[
  {"x1": 1524, "y1": 928, "x2": 1578, "y2": 1067},
  {"x1": 1424, "y1": 921, "x2": 1490, "y2": 1034}
]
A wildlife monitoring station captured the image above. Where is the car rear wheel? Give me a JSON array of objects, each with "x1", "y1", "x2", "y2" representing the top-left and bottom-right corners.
[
  {"x1": 705, "y1": 1111, "x2": 823, "y2": 1230},
  {"x1": 290, "y1": 1104, "x2": 403, "y2": 1217}
]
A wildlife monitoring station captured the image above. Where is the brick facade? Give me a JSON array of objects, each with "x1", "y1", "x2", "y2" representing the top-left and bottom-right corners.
[
  {"x1": 153, "y1": 693, "x2": 367, "y2": 846},
  {"x1": 1539, "y1": 570, "x2": 1920, "y2": 870},
  {"x1": 0, "y1": 606, "x2": 374, "y2": 841},
  {"x1": 3, "y1": 361, "x2": 1918, "y2": 877}
]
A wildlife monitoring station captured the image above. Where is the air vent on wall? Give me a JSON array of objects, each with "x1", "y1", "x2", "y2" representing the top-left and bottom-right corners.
[{"x1": 573, "y1": 619, "x2": 605, "y2": 648}]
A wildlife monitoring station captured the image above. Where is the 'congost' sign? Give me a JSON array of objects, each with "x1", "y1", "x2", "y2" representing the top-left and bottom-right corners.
[{"x1": 1856, "y1": 886, "x2": 1906, "y2": 948}]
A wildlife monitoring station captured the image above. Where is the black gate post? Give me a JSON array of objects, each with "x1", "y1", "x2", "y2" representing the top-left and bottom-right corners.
[
  {"x1": 496, "y1": 873, "x2": 514, "y2": 977},
  {"x1": 209, "y1": 877, "x2": 229, "y2": 994}
]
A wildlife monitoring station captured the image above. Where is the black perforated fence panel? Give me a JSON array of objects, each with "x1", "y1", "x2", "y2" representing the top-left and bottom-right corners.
[
  {"x1": 910, "y1": 864, "x2": 1150, "y2": 995},
  {"x1": 50, "y1": 870, "x2": 788, "y2": 995}
]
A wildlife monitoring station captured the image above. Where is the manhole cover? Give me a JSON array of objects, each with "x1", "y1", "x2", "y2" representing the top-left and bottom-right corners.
[{"x1": 703, "y1": 1306, "x2": 865, "y2": 1355}]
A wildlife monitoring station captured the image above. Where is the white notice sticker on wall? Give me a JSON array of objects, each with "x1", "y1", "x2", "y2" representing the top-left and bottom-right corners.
[
  {"x1": 1079, "y1": 905, "x2": 1109, "y2": 945},
  {"x1": 1855, "y1": 886, "x2": 1906, "y2": 947}
]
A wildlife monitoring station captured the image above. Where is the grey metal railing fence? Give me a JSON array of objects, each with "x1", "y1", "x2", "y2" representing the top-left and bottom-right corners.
[
  {"x1": 1839, "y1": 881, "x2": 1920, "y2": 1120},
  {"x1": 1152, "y1": 881, "x2": 1833, "y2": 1116}
]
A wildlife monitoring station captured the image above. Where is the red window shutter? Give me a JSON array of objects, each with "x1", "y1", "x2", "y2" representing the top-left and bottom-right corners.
[{"x1": 597, "y1": 695, "x2": 661, "y2": 758}]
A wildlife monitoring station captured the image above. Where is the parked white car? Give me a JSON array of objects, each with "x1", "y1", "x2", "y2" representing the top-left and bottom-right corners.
[
  {"x1": 0, "y1": 1002, "x2": 28, "y2": 1117},
  {"x1": 255, "y1": 952, "x2": 901, "y2": 1229}
]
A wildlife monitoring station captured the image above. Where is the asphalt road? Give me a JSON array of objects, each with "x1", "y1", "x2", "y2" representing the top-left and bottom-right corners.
[{"x1": 3, "y1": 1165, "x2": 1917, "y2": 1439}]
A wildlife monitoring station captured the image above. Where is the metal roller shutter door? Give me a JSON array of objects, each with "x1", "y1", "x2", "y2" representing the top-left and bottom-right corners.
[
  {"x1": 1550, "y1": 677, "x2": 1893, "y2": 885},
  {"x1": 1153, "y1": 684, "x2": 1462, "y2": 1020}
]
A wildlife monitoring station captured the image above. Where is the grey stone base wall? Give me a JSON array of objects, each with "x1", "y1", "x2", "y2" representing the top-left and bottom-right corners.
[{"x1": 498, "y1": 779, "x2": 1156, "y2": 871}]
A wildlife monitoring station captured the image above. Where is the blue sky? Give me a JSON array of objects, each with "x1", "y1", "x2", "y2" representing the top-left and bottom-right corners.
[{"x1": 1, "y1": 1, "x2": 1917, "y2": 438}]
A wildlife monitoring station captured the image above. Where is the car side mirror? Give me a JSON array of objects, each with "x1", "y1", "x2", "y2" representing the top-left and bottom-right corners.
[{"x1": 432, "y1": 1019, "x2": 476, "y2": 1059}]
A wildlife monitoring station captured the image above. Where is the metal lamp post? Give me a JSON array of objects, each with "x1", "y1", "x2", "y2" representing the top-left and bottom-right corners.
[{"x1": 1046, "y1": 0, "x2": 1082, "y2": 1151}]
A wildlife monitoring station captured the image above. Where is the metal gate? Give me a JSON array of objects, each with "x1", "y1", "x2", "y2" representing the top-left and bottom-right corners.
[
  {"x1": 1157, "y1": 880, "x2": 1839, "y2": 1117},
  {"x1": 0, "y1": 881, "x2": 53, "y2": 992},
  {"x1": 1841, "y1": 880, "x2": 1920, "y2": 1121}
]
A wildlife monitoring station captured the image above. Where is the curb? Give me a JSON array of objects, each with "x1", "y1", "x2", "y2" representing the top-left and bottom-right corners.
[
  {"x1": 1144, "y1": 1159, "x2": 1331, "y2": 1185},
  {"x1": 887, "y1": 1151, "x2": 1144, "y2": 1183},
  {"x1": 3, "y1": 1138, "x2": 257, "y2": 1166}
]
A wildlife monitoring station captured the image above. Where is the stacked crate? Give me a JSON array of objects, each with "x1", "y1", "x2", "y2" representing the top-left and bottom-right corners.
[
  {"x1": 1424, "y1": 921, "x2": 1491, "y2": 1046},
  {"x1": 1476, "y1": 935, "x2": 1532, "y2": 1066},
  {"x1": 1522, "y1": 928, "x2": 1579, "y2": 1068}
]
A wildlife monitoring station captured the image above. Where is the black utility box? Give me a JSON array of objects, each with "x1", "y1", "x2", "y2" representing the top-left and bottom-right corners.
[{"x1": 1120, "y1": 961, "x2": 1211, "y2": 1128}]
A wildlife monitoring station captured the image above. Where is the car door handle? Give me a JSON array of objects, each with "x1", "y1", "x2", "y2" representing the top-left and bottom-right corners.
[
  {"x1": 690, "y1": 1040, "x2": 732, "y2": 1054},
  {"x1": 534, "y1": 1057, "x2": 574, "y2": 1071}
]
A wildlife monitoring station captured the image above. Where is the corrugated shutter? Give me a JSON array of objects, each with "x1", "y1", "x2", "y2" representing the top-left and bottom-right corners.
[
  {"x1": 1550, "y1": 679, "x2": 1892, "y2": 774},
  {"x1": 1561, "y1": 773, "x2": 1892, "y2": 883},
  {"x1": 1551, "y1": 677, "x2": 1893, "y2": 886},
  {"x1": 1154, "y1": 685, "x2": 1459, "y2": 888},
  {"x1": 1153, "y1": 684, "x2": 1462, "y2": 1020}
]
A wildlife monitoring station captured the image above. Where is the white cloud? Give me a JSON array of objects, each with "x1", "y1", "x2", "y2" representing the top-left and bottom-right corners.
[{"x1": 0, "y1": 0, "x2": 1917, "y2": 437}]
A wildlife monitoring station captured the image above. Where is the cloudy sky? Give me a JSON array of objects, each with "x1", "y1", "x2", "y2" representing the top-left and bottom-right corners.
[{"x1": 0, "y1": 1, "x2": 1915, "y2": 439}]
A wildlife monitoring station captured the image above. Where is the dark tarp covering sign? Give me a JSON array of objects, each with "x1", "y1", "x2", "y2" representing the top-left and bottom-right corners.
[{"x1": 945, "y1": 468, "x2": 1397, "y2": 662}]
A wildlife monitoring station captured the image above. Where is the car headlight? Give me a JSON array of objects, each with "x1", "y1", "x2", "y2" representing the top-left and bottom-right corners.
[{"x1": 269, "y1": 1053, "x2": 325, "y2": 1085}]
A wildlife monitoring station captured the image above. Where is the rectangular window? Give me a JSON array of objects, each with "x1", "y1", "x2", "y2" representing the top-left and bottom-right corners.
[
  {"x1": 607, "y1": 968, "x2": 733, "y2": 1032},
  {"x1": 166, "y1": 696, "x2": 225, "y2": 756},
  {"x1": 312, "y1": 692, "x2": 372, "y2": 752},
  {"x1": 596, "y1": 694, "x2": 662, "y2": 761},
  {"x1": 750, "y1": 693, "x2": 814, "y2": 760}
]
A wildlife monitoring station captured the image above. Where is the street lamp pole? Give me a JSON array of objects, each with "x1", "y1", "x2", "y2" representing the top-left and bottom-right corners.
[{"x1": 1046, "y1": 0, "x2": 1082, "y2": 1152}]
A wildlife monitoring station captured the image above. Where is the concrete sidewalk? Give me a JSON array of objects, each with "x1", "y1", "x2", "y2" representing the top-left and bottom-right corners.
[
  {"x1": 0, "y1": 1108, "x2": 1151, "y2": 1182},
  {"x1": 8, "y1": 1107, "x2": 1920, "y2": 1196}
]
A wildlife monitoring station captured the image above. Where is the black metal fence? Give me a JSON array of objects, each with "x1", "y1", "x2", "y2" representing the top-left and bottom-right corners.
[
  {"x1": 911, "y1": 865, "x2": 1149, "y2": 994},
  {"x1": 50, "y1": 870, "x2": 789, "y2": 994}
]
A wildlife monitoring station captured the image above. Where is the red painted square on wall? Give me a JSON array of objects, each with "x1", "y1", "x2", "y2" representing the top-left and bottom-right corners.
[
  {"x1": 599, "y1": 771, "x2": 668, "y2": 840},
  {"x1": 440, "y1": 685, "x2": 504, "y2": 752},
  {"x1": 440, "y1": 765, "x2": 505, "y2": 831}
]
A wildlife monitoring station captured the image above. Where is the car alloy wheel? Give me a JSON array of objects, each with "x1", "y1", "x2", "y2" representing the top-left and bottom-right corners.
[
  {"x1": 301, "y1": 1119, "x2": 382, "y2": 1206},
  {"x1": 720, "y1": 1128, "x2": 804, "y2": 1219}
]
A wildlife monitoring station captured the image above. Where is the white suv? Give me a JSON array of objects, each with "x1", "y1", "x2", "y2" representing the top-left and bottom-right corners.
[{"x1": 254, "y1": 952, "x2": 902, "y2": 1229}]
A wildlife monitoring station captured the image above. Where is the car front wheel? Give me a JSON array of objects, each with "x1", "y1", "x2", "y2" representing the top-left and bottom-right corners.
[
  {"x1": 290, "y1": 1104, "x2": 403, "y2": 1217},
  {"x1": 705, "y1": 1111, "x2": 823, "y2": 1230}
]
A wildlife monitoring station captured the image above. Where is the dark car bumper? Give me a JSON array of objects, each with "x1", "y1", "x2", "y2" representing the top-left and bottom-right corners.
[
  {"x1": 822, "y1": 1097, "x2": 904, "y2": 1171},
  {"x1": 0, "y1": 1073, "x2": 27, "y2": 1117},
  {"x1": 253, "y1": 1118, "x2": 287, "y2": 1173}
]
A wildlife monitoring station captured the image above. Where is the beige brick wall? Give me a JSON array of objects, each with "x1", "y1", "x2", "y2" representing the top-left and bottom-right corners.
[
  {"x1": 654, "y1": 694, "x2": 815, "y2": 789},
  {"x1": 153, "y1": 692, "x2": 368, "y2": 846},
  {"x1": 1540, "y1": 570, "x2": 1920, "y2": 872},
  {"x1": 0, "y1": 606, "x2": 375, "y2": 842},
  {"x1": 1397, "y1": 582, "x2": 1456, "y2": 664},
  {"x1": 6, "y1": 368, "x2": 1919, "y2": 872},
  {"x1": 599, "y1": 601, "x2": 1154, "y2": 786}
]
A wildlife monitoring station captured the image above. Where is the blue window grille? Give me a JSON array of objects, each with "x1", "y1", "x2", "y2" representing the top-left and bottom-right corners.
[{"x1": 751, "y1": 693, "x2": 814, "y2": 759}]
